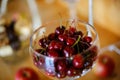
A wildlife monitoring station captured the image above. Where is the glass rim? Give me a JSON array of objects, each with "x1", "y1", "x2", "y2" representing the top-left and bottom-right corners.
[{"x1": 30, "y1": 19, "x2": 99, "y2": 59}]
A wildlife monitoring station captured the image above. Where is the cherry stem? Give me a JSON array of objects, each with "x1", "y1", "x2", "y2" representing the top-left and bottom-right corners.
[{"x1": 72, "y1": 35, "x2": 80, "y2": 47}]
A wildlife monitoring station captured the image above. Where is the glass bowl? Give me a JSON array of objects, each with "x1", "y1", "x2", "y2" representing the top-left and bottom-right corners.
[
  {"x1": 29, "y1": 19, "x2": 99, "y2": 80},
  {"x1": 0, "y1": 13, "x2": 32, "y2": 64}
]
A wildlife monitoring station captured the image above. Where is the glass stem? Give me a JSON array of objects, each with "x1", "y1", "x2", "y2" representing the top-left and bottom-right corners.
[
  {"x1": 68, "y1": 2, "x2": 77, "y2": 19},
  {"x1": 86, "y1": 0, "x2": 93, "y2": 37},
  {"x1": 0, "y1": 0, "x2": 8, "y2": 17}
]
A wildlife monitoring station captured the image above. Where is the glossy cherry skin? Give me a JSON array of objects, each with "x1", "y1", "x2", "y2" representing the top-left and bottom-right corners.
[
  {"x1": 67, "y1": 67, "x2": 79, "y2": 77},
  {"x1": 39, "y1": 38, "x2": 50, "y2": 48},
  {"x1": 47, "y1": 50, "x2": 59, "y2": 58},
  {"x1": 83, "y1": 36, "x2": 92, "y2": 43},
  {"x1": 15, "y1": 67, "x2": 39, "y2": 80},
  {"x1": 66, "y1": 37, "x2": 75, "y2": 46},
  {"x1": 63, "y1": 46, "x2": 75, "y2": 57},
  {"x1": 56, "y1": 60, "x2": 67, "y2": 73},
  {"x1": 48, "y1": 33, "x2": 56, "y2": 40},
  {"x1": 69, "y1": 27, "x2": 76, "y2": 34},
  {"x1": 55, "y1": 26, "x2": 65, "y2": 35},
  {"x1": 58, "y1": 34, "x2": 67, "y2": 42},
  {"x1": 56, "y1": 72, "x2": 66, "y2": 78},
  {"x1": 73, "y1": 54, "x2": 84, "y2": 68},
  {"x1": 48, "y1": 40, "x2": 63, "y2": 50}
]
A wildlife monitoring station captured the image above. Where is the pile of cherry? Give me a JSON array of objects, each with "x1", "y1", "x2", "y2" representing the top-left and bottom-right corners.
[
  {"x1": 33, "y1": 26, "x2": 97, "y2": 78},
  {"x1": 5, "y1": 20, "x2": 21, "y2": 50}
]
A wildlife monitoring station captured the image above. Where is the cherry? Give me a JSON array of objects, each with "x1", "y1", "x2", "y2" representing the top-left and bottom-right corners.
[
  {"x1": 64, "y1": 30, "x2": 73, "y2": 37},
  {"x1": 83, "y1": 36, "x2": 92, "y2": 43},
  {"x1": 66, "y1": 37, "x2": 75, "y2": 46},
  {"x1": 33, "y1": 49, "x2": 45, "y2": 66},
  {"x1": 47, "y1": 50, "x2": 59, "y2": 58},
  {"x1": 33, "y1": 55, "x2": 45, "y2": 68},
  {"x1": 69, "y1": 27, "x2": 76, "y2": 34},
  {"x1": 48, "y1": 33, "x2": 56, "y2": 40},
  {"x1": 56, "y1": 60, "x2": 67, "y2": 73},
  {"x1": 58, "y1": 34, "x2": 67, "y2": 42},
  {"x1": 84, "y1": 59, "x2": 93, "y2": 69},
  {"x1": 56, "y1": 72, "x2": 66, "y2": 78},
  {"x1": 74, "y1": 31, "x2": 83, "y2": 37},
  {"x1": 67, "y1": 67, "x2": 79, "y2": 77},
  {"x1": 48, "y1": 40, "x2": 63, "y2": 50},
  {"x1": 78, "y1": 41, "x2": 90, "y2": 52},
  {"x1": 39, "y1": 37, "x2": 50, "y2": 48},
  {"x1": 63, "y1": 46, "x2": 75, "y2": 57},
  {"x1": 55, "y1": 26, "x2": 65, "y2": 35},
  {"x1": 73, "y1": 54, "x2": 84, "y2": 68}
]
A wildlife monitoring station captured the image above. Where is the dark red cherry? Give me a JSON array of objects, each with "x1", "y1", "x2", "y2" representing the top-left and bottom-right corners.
[
  {"x1": 56, "y1": 72, "x2": 66, "y2": 78},
  {"x1": 66, "y1": 37, "x2": 75, "y2": 46},
  {"x1": 67, "y1": 67, "x2": 79, "y2": 77},
  {"x1": 58, "y1": 34, "x2": 67, "y2": 42},
  {"x1": 33, "y1": 55, "x2": 44, "y2": 67},
  {"x1": 74, "y1": 31, "x2": 83, "y2": 37},
  {"x1": 48, "y1": 33, "x2": 56, "y2": 40},
  {"x1": 83, "y1": 36, "x2": 92, "y2": 43},
  {"x1": 48, "y1": 40, "x2": 63, "y2": 50},
  {"x1": 56, "y1": 60, "x2": 67, "y2": 72},
  {"x1": 55, "y1": 26, "x2": 65, "y2": 35},
  {"x1": 73, "y1": 54, "x2": 84, "y2": 68},
  {"x1": 63, "y1": 46, "x2": 75, "y2": 57},
  {"x1": 47, "y1": 50, "x2": 59, "y2": 58},
  {"x1": 39, "y1": 37, "x2": 50, "y2": 48},
  {"x1": 69, "y1": 27, "x2": 76, "y2": 34},
  {"x1": 84, "y1": 59, "x2": 93, "y2": 69}
]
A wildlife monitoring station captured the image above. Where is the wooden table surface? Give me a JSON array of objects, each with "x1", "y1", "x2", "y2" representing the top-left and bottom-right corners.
[{"x1": 0, "y1": 0, "x2": 120, "y2": 80}]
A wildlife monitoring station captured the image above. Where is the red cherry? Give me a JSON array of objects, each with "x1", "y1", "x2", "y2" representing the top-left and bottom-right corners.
[
  {"x1": 15, "y1": 67, "x2": 39, "y2": 80},
  {"x1": 56, "y1": 60, "x2": 67, "y2": 72},
  {"x1": 55, "y1": 26, "x2": 65, "y2": 35},
  {"x1": 94, "y1": 55, "x2": 115, "y2": 78},
  {"x1": 56, "y1": 72, "x2": 66, "y2": 78},
  {"x1": 67, "y1": 67, "x2": 79, "y2": 77},
  {"x1": 73, "y1": 54, "x2": 84, "y2": 68},
  {"x1": 63, "y1": 46, "x2": 75, "y2": 57},
  {"x1": 39, "y1": 37, "x2": 50, "y2": 48},
  {"x1": 48, "y1": 40, "x2": 63, "y2": 50},
  {"x1": 48, "y1": 33, "x2": 56, "y2": 40},
  {"x1": 69, "y1": 27, "x2": 76, "y2": 34},
  {"x1": 47, "y1": 50, "x2": 59, "y2": 58},
  {"x1": 58, "y1": 34, "x2": 67, "y2": 42},
  {"x1": 74, "y1": 31, "x2": 83, "y2": 37},
  {"x1": 66, "y1": 37, "x2": 75, "y2": 46},
  {"x1": 83, "y1": 36, "x2": 92, "y2": 43}
]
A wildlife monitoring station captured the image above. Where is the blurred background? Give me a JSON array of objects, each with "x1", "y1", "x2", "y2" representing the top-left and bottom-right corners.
[{"x1": 0, "y1": 0, "x2": 120, "y2": 80}]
